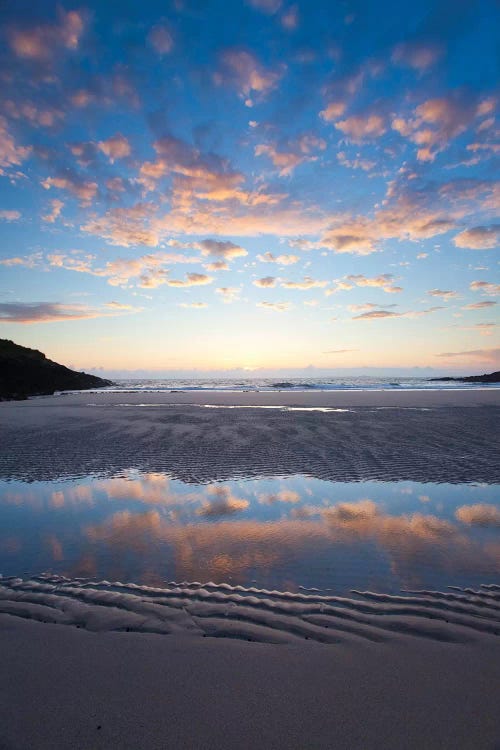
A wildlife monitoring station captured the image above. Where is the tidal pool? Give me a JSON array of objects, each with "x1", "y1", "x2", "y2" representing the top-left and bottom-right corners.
[{"x1": 0, "y1": 471, "x2": 498, "y2": 593}]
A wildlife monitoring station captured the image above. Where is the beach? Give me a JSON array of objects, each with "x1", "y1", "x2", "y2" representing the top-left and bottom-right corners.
[
  {"x1": 0, "y1": 389, "x2": 499, "y2": 749},
  {"x1": 1, "y1": 389, "x2": 499, "y2": 483}
]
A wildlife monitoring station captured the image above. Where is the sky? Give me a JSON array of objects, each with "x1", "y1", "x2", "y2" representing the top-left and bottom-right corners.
[{"x1": 0, "y1": 0, "x2": 499, "y2": 376}]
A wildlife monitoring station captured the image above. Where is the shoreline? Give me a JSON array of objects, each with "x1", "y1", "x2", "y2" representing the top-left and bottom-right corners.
[{"x1": 3, "y1": 387, "x2": 500, "y2": 409}]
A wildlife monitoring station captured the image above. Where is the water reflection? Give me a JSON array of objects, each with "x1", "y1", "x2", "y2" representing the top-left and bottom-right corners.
[{"x1": 0, "y1": 471, "x2": 498, "y2": 593}]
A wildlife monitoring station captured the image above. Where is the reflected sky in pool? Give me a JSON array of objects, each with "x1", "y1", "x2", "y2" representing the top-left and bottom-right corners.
[{"x1": 0, "y1": 472, "x2": 498, "y2": 594}]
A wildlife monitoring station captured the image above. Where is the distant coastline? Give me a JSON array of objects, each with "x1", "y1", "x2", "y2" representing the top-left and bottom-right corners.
[{"x1": 429, "y1": 371, "x2": 500, "y2": 383}]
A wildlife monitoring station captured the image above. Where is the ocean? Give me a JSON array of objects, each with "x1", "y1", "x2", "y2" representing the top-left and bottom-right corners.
[{"x1": 86, "y1": 375, "x2": 499, "y2": 392}]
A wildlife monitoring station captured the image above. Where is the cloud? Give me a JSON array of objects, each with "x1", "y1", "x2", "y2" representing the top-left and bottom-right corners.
[
  {"x1": 257, "y1": 301, "x2": 291, "y2": 311},
  {"x1": 44, "y1": 249, "x2": 198, "y2": 288},
  {"x1": 334, "y1": 113, "x2": 387, "y2": 142},
  {"x1": 255, "y1": 135, "x2": 326, "y2": 176},
  {"x1": 392, "y1": 94, "x2": 493, "y2": 162},
  {"x1": 3, "y1": 99, "x2": 65, "y2": 128},
  {"x1": 139, "y1": 134, "x2": 283, "y2": 209},
  {"x1": 167, "y1": 273, "x2": 213, "y2": 288},
  {"x1": 204, "y1": 260, "x2": 229, "y2": 271},
  {"x1": 281, "y1": 5, "x2": 299, "y2": 30},
  {"x1": 458, "y1": 323, "x2": 497, "y2": 337},
  {"x1": 197, "y1": 486, "x2": 249, "y2": 517},
  {"x1": 348, "y1": 302, "x2": 398, "y2": 312},
  {"x1": 462, "y1": 301, "x2": 497, "y2": 310},
  {"x1": 435, "y1": 347, "x2": 500, "y2": 363},
  {"x1": 391, "y1": 41, "x2": 443, "y2": 71},
  {"x1": 337, "y1": 151, "x2": 376, "y2": 172},
  {"x1": 258, "y1": 489, "x2": 300, "y2": 504},
  {"x1": 0, "y1": 302, "x2": 123, "y2": 324},
  {"x1": 320, "y1": 177, "x2": 499, "y2": 255},
  {"x1": 455, "y1": 504, "x2": 500, "y2": 527},
  {"x1": 97, "y1": 134, "x2": 131, "y2": 162},
  {"x1": 257, "y1": 252, "x2": 299, "y2": 265},
  {"x1": 0, "y1": 116, "x2": 31, "y2": 169},
  {"x1": 470, "y1": 281, "x2": 500, "y2": 296},
  {"x1": 0, "y1": 210, "x2": 21, "y2": 221},
  {"x1": 353, "y1": 310, "x2": 401, "y2": 320},
  {"x1": 105, "y1": 302, "x2": 138, "y2": 310},
  {"x1": 7, "y1": 9, "x2": 85, "y2": 61},
  {"x1": 198, "y1": 239, "x2": 247, "y2": 260},
  {"x1": 253, "y1": 276, "x2": 277, "y2": 288},
  {"x1": 427, "y1": 289, "x2": 458, "y2": 299},
  {"x1": 148, "y1": 25, "x2": 174, "y2": 55},
  {"x1": 41, "y1": 199, "x2": 63, "y2": 223},
  {"x1": 319, "y1": 101, "x2": 347, "y2": 122},
  {"x1": 281, "y1": 276, "x2": 328, "y2": 290},
  {"x1": 178, "y1": 302, "x2": 208, "y2": 309},
  {"x1": 216, "y1": 287, "x2": 241, "y2": 303},
  {"x1": 346, "y1": 273, "x2": 402, "y2": 293},
  {"x1": 42, "y1": 174, "x2": 97, "y2": 205},
  {"x1": 353, "y1": 306, "x2": 443, "y2": 320},
  {"x1": 453, "y1": 225, "x2": 499, "y2": 249},
  {"x1": 217, "y1": 48, "x2": 285, "y2": 104},
  {"x1": 82, "y1": 203, "x2": 159, "y2": 246}
]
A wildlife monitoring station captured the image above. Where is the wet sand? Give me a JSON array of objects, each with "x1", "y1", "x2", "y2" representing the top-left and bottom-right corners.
[
  {"x1": 0, "y1": 389, "x2": 499, "y2": 483},
  {"x1": 1, "y1": 390, "x2": 499, "y2": 748}
]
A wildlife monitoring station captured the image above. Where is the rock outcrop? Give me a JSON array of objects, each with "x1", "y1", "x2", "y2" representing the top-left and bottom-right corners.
[{"x1": 0, "y1": 339, "x2": 113, "y2": 400}]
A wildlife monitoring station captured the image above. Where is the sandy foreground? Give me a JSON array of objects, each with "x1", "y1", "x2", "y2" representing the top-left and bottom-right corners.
[
  {"x1": 1, "y1": 389, "x2": 499, "y2": 749},
  {"x1": 0, "y1": 577, "x2": 499, "y2": 750}
]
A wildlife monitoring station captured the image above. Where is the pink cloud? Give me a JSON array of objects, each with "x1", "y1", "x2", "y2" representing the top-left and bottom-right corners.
[
  {"x1": 41, "y1": 199, "x2": 64, "y2": 223},
  {"x1": 148, "y1": 25, "x2": 174, "y2": 55},
  {"x1": 0, "y1": 116, "x2": 31, "y2": 169},
  {"x1": 97, "y1": 134, "x2": 131, "y2": 163},
  {"x1": 42, "y1": 175, "x2": 97, "y2": 205},
  {"x1": 257, "y1": 252, "x2": 299, "y2": 265},
  {"x1": 253, "y1": 276, "x2": 277, "y2": 288},
  {"x1": 0, "y1": 301, "x2": 123, "y2": 324},
  {"x1": 391, "y1": 41, "x2": 443, "y2": 72},
  {"x1": 392, "y1": 94, "x2": 495, "y2": 161},
  {"x1": 281, "y1": 276, "x2": 328, "y2": 290},
  {"x1": 0, "y1": 210, "x2": 21, "y2": 221},
  {"x1": 216, "y1": 287, "x2": 241, "y2": 303},
  {"x1": 217, "y1": 49, "x2": 285, "y2": 104},
  {"x1": 470, "y1": 280, "x2": 500, "y2": 295},
  {"x1": 8, "y1": 10, "x2": 85, "y2": 61},
  {"x1": 167, "y1": 273, "x2": 213, "y2": 287},
  {"x1": 255, "y1": 135, "x2": 326, "y2": 176},
  {"x1": 335, "y1": 113, "x2": 387, "y2": 142},
  {"x1": 257, "y1": 301, "x2": 291, "y2": 311},
  {"x1": 453, "y1": 225, "x2": 499, "y2": 249}
]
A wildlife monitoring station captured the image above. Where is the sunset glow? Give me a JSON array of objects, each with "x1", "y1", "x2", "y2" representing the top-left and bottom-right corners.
[{"x1": 0, "y1": 0, "x2": 498, "y2": 374}]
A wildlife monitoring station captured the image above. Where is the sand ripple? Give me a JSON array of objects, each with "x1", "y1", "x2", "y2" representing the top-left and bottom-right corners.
[
  {"x1": 1, "y1": 575, "x2": 498, "y2": 645},
  {"x1": 0, "y1": 404, "x2": 498, "y2": 483}
]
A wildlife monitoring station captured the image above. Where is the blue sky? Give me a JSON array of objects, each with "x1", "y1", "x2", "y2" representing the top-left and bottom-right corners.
[{"x1": 0, "y1": 0, "x2": 498, "y2": 374}]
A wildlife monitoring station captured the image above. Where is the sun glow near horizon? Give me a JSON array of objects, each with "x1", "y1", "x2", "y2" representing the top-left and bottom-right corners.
[{"x1": 0, "y1": 0, "x2": 498, "y2": 374}]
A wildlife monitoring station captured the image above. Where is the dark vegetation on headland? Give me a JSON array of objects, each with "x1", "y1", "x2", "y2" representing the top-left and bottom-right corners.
[
  {"x1": 0, "y1": 339, "x2": 113, "y2": 401},
  {"x1": 429, "y1": 371, "x2": 500, "y2": 383}
]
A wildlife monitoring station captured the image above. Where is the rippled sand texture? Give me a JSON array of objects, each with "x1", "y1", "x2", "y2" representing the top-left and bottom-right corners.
[
  {"x1": 1, "y1": 392, "x2": 500, "y2": 483},
  {"x1": 1, "y1": 575, "x2": 499, "y2": 644},
  {"x1": 0, "y1": 576, "x2": 499, "y2": 750}
]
